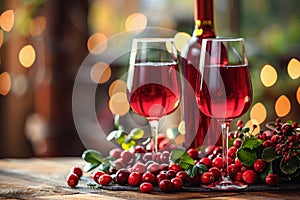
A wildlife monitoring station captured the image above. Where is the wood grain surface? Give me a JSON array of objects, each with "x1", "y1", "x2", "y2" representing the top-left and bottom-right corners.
[{"x1": 0, "y1": 158, "x2": 299, "y2": 200}]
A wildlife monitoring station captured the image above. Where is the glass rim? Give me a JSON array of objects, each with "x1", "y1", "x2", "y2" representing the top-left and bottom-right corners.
[
  {"x1": 133, "y1": 37, "x2": 174, "y2": 43},
  {"x1": 202, "y1": 37, "x2": 245, "y2": 42}
]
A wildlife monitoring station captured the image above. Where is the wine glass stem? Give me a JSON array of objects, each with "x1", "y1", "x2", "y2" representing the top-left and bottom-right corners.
[
  {"x1": 220, "y1": 120, "x2": 232, "y2": 181},
  {"x1": 149, "y1": 119, "x2": 159, "y2": 156}
]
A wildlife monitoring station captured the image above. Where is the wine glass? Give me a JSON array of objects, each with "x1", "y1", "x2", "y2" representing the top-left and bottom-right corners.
[
  {"x1": 196, "y1": 38, "x2": 252, "y2": 190},
  {"x1": 127, "y1": 38, "x2": 181, "y2": 156}
]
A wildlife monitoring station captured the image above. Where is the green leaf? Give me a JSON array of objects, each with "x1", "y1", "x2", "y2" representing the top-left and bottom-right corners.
[
  {"x1": 258, "y1": 162, "x2": 272, "y2": 183},
  {"x1": 242, "y1": 127, "x2": 250, "y2": 133},
  {"x1": 280, "y1": 157, "x2": 299, "y2": 175},
  {"x1": 114, "y1": 115, "x2": 120, "y2": 129},
  {"x1": 242, "y1": 137, "x2": 262, "y2": 149},
  {"x1": 106, "y1": 130, "x2": 118, "y2": 141},
  {"x1": 128, "y1": 128, "x2": 144, "y2": 140},
  {"x1": 115, "y1": 130, "x2": 126, "y2": 144},
  {"x1": 82, "y1": 149, "x2": 103, "y2": 164},
  {"x1": 122, "y1": 140, "x2": 136, "y2": 150},
  {"x1": 83, "y1": 163, "x2": 99, "y2": 172},
  {"x1": 179, "y1": 160, "x2": 194, "y2": 170},
  {"x1": 99, "y1": 163, "x2": 111, "y2": 172},
  {"x1": 170, "y1": 149, "x2": 186, "y2": 162},
  {"x1": 236, "y1": 147, "x2": 257, "y2": 166},
  {"x1": 196, "y1": 163, "x2": 208, "y2": 174},
  {"x1": 186, "y1": 165, "x2": 198, "y2": 178},
  {"x1": 262, "y1": 147, "x2": 278, "y2": 162}
]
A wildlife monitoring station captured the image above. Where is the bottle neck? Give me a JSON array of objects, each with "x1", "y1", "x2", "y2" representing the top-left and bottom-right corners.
[{"x1": 193, "y1": 0, "x2": 215, "y2": 37}]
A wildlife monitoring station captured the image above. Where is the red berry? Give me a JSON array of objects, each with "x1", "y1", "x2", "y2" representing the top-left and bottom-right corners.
[
  {"x1": 142, "y1": 172, "x2": 156, "y2": 184},
  {"x1": 265, "y1": 174, "x2": 280, "y2": 186},
  {"x1": 188, "y1": 174, "x2": 201, "y2": 186},
  {"x1": 187, "y1": 148, "x2": 199, "y2": 160},
  {"x1": 160, "y1": 151, "x2": 170, "y2": 163},
  {"x1": 115, "y1": 168, "x2": 130, "y2": 185},
  {"x1": 120, "y1": 150, "x2": 133, "y2": 163},
  {"x1": 109, "y1": 148, "x2": 122, "y2": 159},
  {"x1": 242, "y1": 170, "x2": 257, "y2": 184},
  {"x1": 234, "y1": 171, "x2": 243, "y2": 182},
  {"x1": 176, "y1": 171, "x2": 189, "y2": 182},
  {"x1": 168, "y1": 163, "x2": 183, "y2": 173},
  {"x1": 234, "y1": 158, "x2": 243, "y2": 169},
  {"x1": 199, "y1": 157, "x2": 212, "y2": 168},
  {"x1": 240, "y1": 165, "x2": 252, "y2": 172},
  {"x1": 70, "y1": 166, "x2": 83, "y2": 178},
  {"x1": 92, "y1": 171, "x2": 105, "y2": 183},
  {"x1": 159, "y1": 139, "x2": 171, "y2": 151},
  {"x1": 228, "y1": 147, "x2": 237, "y2": 158},
  {"x1": 233, "y1": 138, "x2": 243, "y2": 148},
  {"x1": 143, "y1": 153, "x2": 153, "y2": 163},
  {"x1": 128, "y1": 172, "x2": 141, "y2": 187},
  {"x1": 167, "y1": 170, "x2": 176, "y2": 179},
  {"x1": 147, "y1": 162, "x2": 160, "y2": 175},
  {"x1": 208, "y1": 167, "x2": 221, "y2": 181},
  {"x1": 159, "y1": 179, "x2": 173, "y2": 192},
  {"x1": 133, "y1": 145, "x2": 147, "y2": 153},
  {"x1": 228, "y1": 164, "x2": 239, "y2": 177},
  {"x1": 263, "y1": 140, "x2": 274, "y2": 147},
  {"x1": 98, "y1": 174, "x2": 112, "y2": 186},
  {"x1": 212, "y1": 157, "x2": 223, "y2": 169},
  {"x1": 254, "y1": 159, "x2": 266, "y2": 172},
  {"x1": 171, "y1": 177, "x2": 183, "y2": 190},
  {"x1": 140, "y1": 182, "x2": 153, "y2": 193},
  {"x1": 132, "y1": 162, "x2": 147, "y2": 174},
  {"x1": 201, "y1": 172, "x2": 214, "y2": 185},
  {"x1": 156, "y1": 172, "x2": 169, "y2": 183},
  {"x1": 66, "y1": 173, "x2": 79, "y2": 187}
]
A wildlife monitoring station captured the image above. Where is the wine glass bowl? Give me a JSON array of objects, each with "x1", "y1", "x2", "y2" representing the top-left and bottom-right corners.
[
  {"x1": 196, "y1": 38, "x2": 252, "y2": 190},
  {"x1": 127, "y1": 38, "x2": 181, "y2": 153}
]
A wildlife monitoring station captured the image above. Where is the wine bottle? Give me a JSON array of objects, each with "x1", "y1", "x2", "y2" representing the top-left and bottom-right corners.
[{"x1": 181, "y1": 0, "x2": 221, "y2": 149}]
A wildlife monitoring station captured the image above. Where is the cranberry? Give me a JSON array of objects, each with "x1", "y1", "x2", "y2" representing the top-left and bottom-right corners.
[
  {"x1": 147, "y1": 162, "x2": 160, "y2": 175},
  {"x1": 159, "y1": 179, "x2": 173, "y2": 192},
  {"x1": 156, "y1": 172, "x2": 169, "y2": 183},
  {"x1": 132, "y1": 162, "x2": 146, "y2": 174},
  {"x1": 228, "y1": 164, "x2": 239, "y2": 177},
  {"x1": 234, "y1": 158, "x2": 243, "y2": 169},
  {"x1": 228, "y1": 146, "x2": 237, "y2": 158},
  {"x1": 253, "y1": 159, "x2": 266, "y2": 172},
  {"x1": 120, "y1": 150, "x2": 133, "y2": 163},
  {"x1": 160, "y1": 151, "x2": 170, "y2": 163},
  {"x1": 143, "y1": 153, "x2": 153, "y2": 163},
  {"x1": 263, "y1": 140, "x2": 274, "y2": 147},
  {"x1": 142, "y1": 172, "x2": 156, "y2": 184},
  {"x1": 171, "y1": 177, "x2": 183, "y2": 190},
  {"x1": 292, "y1": 122, "x2": 298, "y2": 129},
  {"x1": 271, "y1": 135, "x2": 280, "y2": 144},
  {"x1": 176, "y1": 171, "x2": 188, "y2": 182},
  {"x1": 167, "y1": 170, "x2": 177, "y2": 179},
  {"x1": 234, "y1": 171, "x2": 243, "y2": 182},
  {"x1": 70, "y1": 166, "x2": 83, "y2": 178},
  {"x1": 140, "y1": 182, "x2": 153, "y2": 193},
  {"x1": 115, "y1": 168, "x2": 130, "y2": 185},
  {"x1": 113, "y1": 158, "x2": 125, "y2": 170},
  {"x1": 208, "y1": 167, "x2": 221, "y2": 181},
  {"x1": 188, "y1": 174, "x2": 201, "y2": 186},
  {"x1": 212, "y1": 157, "x2": 223, "y2": 169},
  {"x1": 128, "y1": 172, "x2": 141, "y2": 187},
  {"x1": 187, "y1": 148, "x2": 199, "y2": 160},
  {"x1": 159, "y1": 163, "x2": 169, "y2": 171},
  {"x1": 233, "y1": 138, "x2": 243, "y2": 148},
  {"x1": 265, "y1": 174, "x2": 280, "y2": 186},
  {"x1": 212, "y1": 146, "x2": 222, "y2": 156},
  {"x1": 281, "y1": 123, "x2": 293, "y2": 135},
  {"x1": 199, "y1": 157, "x2": 212, "y2": 168},
  {"x1": 168, "y1": 163, "x2": 183, "y2": 173},
  {"x1": 201, "y1": 172, "x2": 214, "y2": 185},
  {"x1": 66, "y1": 173, "x2": 79, "y2": 187},
  {"x1": 159, "y1": 139, "x2": 171, "y2": 151},
  {"x1": 133, "y1": 145, "x2": 147, "y2": 153},
  {"x1": 92, "y1": 171, "x2": 105, "y2": 183},
  {"x1": 242, "y1": 170, "x2": 257, "y2": 184},
  {"x1": 240, "y1": 165, "x2": 252, "y2": 172},
  {"x1": 109, "y1": 148, "x2": 122, "y2": 159},
  {"x1": 98, "y1": 174, "x2": 112, "y2": 186}
]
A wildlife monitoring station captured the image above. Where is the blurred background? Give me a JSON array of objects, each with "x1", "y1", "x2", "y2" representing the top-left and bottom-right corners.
[{"x1": 0, "y1": 0, "x2": 299, "y2": 158}]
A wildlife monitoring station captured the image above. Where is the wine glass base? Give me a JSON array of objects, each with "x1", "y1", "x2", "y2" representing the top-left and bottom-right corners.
[{"x1": 202, "y1": 180, "x2": 247, "y2": 190}]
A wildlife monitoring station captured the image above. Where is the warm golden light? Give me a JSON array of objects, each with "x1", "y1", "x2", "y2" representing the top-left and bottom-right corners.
[
  {"x1": 0, "y1": 10, "x2": 14, "y2": 32},
  {"x1": 178, "y1": 121, "x2": 186, "y2": 135},
  {"x1": 109, "y1": 92, "x2": 130, "y2": 116},
  {"x1": 174, "y1": 32, "x2": 191, "y2": 52},
  {"x1": 287, "y1": 58, "x2": 300, "y2": 79},
  {"x1": 0, "y1": 72, "x2": 12, "y2": 96},
  {"x1": 125, "y1": 13, "x2": 147, "y2": 33},
  {"x1": 250, "y1": 102, "x2": 267, "y2": 124},
  {"x1": 90, "y1": 62, "x2": 111, "y2": 84},
  {"x1": 260, "y1": 64, "x2": 277, "y2": 87},
  {"x1": 275, "y1": 95, "x2": 291, "y2": 117},
  {"x1": 29, "y1": 16, "x2": 46, "y2": 36},
  {"x1": 19, "y1": 45, "x2": 36, "y2": 68},
  {"x1": 296, "y1": 86, "x2": 300, "y2": 104},
  {"x1": 0, "y1": 30, "x2": 3, "y2": 48},
  {"x1": 245, "y1": 119, "x2": 260, "y2": 136},
  {"x1": 87, "y1": 33, "x2": 107, "y2": 54},
  {"x1": 109, "y1": 79, "x2": 127, "y2": 97}
]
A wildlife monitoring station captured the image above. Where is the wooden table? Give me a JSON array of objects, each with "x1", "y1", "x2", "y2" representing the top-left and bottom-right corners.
[{"x1": 0, "y1": 158, "x2": 299, "y2": 200}]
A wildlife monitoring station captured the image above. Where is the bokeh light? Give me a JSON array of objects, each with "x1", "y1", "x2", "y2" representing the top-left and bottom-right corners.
[
  {"x1": 109, "y1": 79, "x2": 127, "y2": 97},
  {"x1": 0, "y1": 72, "x2": 12, "y2": 96},
  {"x1": 0, "y1": 10, "x2": 14, "y2": 32},
  {"x1": 244, "y1": 119, "x2": 260, "y2": 136},
  {"x1": 29, "y1": 16, "x2": 46, "y2": 36},
  {"x1": 296, "y1": 86, "x2": 300, "y2": 104},
  {"x1": 287, "y1": 58, "x2": 300, "y2": 79},
  {"x1": 87, "y1": 33, "x2": 107, "y2": 54},
  {"x1": 125, "y1": 13, "x2": 147, "y2": 34},
  {"x1": 90, "y1": 62, "x2": 111, "y2": 84},
  {"x1": 275, "y1": 95, "x2": 291, "y2": 117},
  {"x1": 19, "y1": 44, "x2": 36, "y2": 68},
  {"x1": 0, "y1": 30, "x2": 3, "y2": 48},
  {"x1": 260, "y1": 64, "x2": 277, "y2": 87},
  {"x1": 174, "y1": 32, "x2": 191, "y2": 52},
  {"x1": 250, "y1": 102, "x2": 267, "y2": 124},
  {"x1": 109, "y1": 92, "x2": 130, "y2": 116}
]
